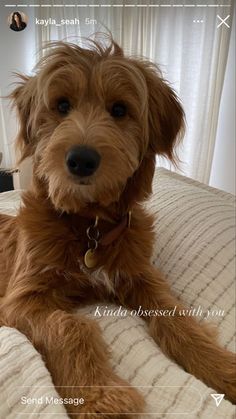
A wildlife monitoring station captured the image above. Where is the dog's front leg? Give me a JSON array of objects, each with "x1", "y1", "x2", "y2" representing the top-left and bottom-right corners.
[
  {"x1": 118, "y1": 266, "x2": 236, "y2": 403},
  {"x1": 1, "y1": 289, "x2": 145, "y2": 418}
]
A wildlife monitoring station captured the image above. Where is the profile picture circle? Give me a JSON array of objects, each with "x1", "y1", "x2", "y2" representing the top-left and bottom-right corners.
[{"x1": 8, "y1": 11, "x2": 28, "y2": 32}]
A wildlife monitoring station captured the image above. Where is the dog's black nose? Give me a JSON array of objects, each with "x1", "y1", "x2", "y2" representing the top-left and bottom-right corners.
[{"x1": 66, "y1": 146, "x2": 101, "y2": 177}]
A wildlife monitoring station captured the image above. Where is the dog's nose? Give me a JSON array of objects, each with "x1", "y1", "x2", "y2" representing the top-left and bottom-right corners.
[{"x1": 66, "y1": 146, "x2": 101, "y2": 177}]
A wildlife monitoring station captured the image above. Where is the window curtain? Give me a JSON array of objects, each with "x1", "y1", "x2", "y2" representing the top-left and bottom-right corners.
[
  {"x1": 0, "y1": 89, "x2": 11, "y2": 168},
  {"x1": 0, "y1": 6, "x2": 36, "y2": 170},
  {"x1": 32, "y1": 0, "x2": 233, "y2": 184}
]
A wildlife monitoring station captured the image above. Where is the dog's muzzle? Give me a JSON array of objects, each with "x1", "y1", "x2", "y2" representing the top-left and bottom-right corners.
[{"x1": 66, "y1": 146, "x2": 101, "y2": 177}]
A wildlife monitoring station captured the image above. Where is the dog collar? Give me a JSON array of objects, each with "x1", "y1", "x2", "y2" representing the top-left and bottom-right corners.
[{"x1": 84, "y1": 211, "x2": 132, "y2": 269}]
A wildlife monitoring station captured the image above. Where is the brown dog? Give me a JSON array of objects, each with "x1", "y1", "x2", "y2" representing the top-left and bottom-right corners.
[{"x1": 0, "y1": 38, "x2": 235, "y2": 417}]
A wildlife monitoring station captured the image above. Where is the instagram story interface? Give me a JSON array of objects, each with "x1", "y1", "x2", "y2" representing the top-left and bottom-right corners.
[{"x1": 0, "y1": 1, "x2": 235, "y2": 418}]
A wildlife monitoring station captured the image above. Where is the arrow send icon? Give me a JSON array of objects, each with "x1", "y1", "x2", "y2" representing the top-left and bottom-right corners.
[{"x1": 211, "y1": 393, "x2": 225, "y2": 407}]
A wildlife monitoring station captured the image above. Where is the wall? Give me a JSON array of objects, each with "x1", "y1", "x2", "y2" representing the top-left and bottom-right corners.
[
  {"x1": 0, "y1": 6, "x2": 35, "y2": 175},
  {"x1": 209, "y1": 12, "x2": 235, "y2": 195}
]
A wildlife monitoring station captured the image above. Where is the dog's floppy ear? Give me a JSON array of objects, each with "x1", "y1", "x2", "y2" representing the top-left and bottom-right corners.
[
  {"x1": 10, "y1": 75, "x2": 37, "y2": 163},
  {"x1": 134, "y1": 61, "x2": 185, "y2": 161},
  {"x1": 112, "y1": 41, "x2": 124, "y2": 57}
]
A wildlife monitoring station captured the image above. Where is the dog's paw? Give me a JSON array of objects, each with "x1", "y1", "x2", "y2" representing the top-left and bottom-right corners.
[
  {"x1": 221, "y1": 357, "x2": 236, "y2": 404},
  {"x1": 223, "y1": 380, "x2": 236, "y2": 405},
  {"x1": 213, "y1": 351, "x2": 236, "y2": 404},
  {"x1": 77, "y1": 376, "x2": 145, "y2": 418}
]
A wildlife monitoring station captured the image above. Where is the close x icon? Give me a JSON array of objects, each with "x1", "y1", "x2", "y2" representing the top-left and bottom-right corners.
[{"x1": 217, "y1": 15, "x2": 230, "y2": 29}]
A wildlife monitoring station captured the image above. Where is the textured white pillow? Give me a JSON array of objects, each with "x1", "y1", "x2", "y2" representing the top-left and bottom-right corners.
[{"x1": 150, "y1": 168, "x2": 235, "y2": 351}]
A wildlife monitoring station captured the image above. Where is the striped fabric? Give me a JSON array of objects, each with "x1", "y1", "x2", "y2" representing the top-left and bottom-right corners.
[
  {"x1": 0, "y1": 189, "x2": 22, "y2": 216},
  {"x1": 0, "y1": 327, "x2": 68, "y2": 418},
  {"x1": 0, "y1": 168, "x2": 235, "y2": 418}
]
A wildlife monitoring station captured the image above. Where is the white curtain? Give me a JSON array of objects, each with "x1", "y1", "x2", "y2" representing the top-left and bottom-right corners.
[
  {"x1": 0, "y1": 90, "x2": 11, "y2": 169},
  {"x1": 33, "y1": 0, "x2": 233, "y2": 184},
  {"x1": 0, "y1": 6, "x2": 36, "y2": 170}
]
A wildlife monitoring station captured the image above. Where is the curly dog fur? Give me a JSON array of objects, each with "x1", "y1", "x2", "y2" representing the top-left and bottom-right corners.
[{"x1": 0, "y1": 38, "x2": 235, "y2": 417}]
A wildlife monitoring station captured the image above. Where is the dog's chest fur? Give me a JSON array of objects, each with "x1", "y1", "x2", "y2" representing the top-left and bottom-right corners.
[
  {"x1": 78, "y1": 261, "x2": 118, "y2": 295},
  {"x1": 40, "y1": 262, "x2": 119, "y2": 297}
]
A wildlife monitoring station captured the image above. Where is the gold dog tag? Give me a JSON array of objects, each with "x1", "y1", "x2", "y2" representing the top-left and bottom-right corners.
[{"x1": 84, "y1": 249, "x2": 97, "y2": 269}]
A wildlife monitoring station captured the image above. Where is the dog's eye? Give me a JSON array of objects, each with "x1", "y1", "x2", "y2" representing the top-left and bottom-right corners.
[
  {"x1": 111, "y1": 102, "x2": 127, "y2": 118},
  {"x1": 57, "y1": 98, "x2": 71, "y2": 115}
]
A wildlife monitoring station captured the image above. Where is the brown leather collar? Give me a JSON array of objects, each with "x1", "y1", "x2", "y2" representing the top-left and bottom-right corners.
[{"x1": 99, "y1": 211, "x2": 131, "y2": 246}]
